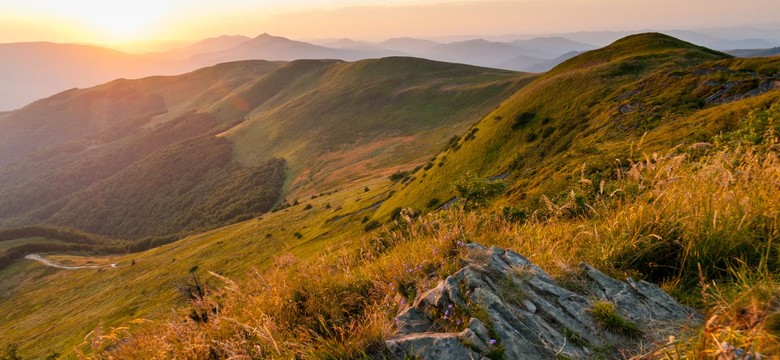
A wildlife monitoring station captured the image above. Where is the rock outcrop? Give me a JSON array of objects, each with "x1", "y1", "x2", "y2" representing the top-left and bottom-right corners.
[{"x1": 386, "y1": 243, "x2": 701, "y2": 359}]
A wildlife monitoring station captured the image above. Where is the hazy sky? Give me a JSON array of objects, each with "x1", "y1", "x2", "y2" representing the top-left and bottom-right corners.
[{"x1": 1, "y1": 0, "x2": 779, "y2": 47}]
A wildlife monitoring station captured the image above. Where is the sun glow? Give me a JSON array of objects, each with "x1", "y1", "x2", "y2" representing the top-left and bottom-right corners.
[{"x1": 45, "y1": 1, "x2": 172, "y2": 43}]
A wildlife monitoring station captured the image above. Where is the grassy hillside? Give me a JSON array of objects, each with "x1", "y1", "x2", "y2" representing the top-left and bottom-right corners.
[
  {"x1": 0, "y1": 62, "x2": 283, "y2": 229},
  {"x1": 220, "y1": 57, "x2": 534, "y2": 194},
  {"x1": 46, "y1": 137, "x2": 286, "y2": 239},
  {"x1": 1, "y1": 34, "x2": 777, "y2": 358},
  {"x1": 0, "y1": 57, "x2": 527, "y2": 240},
  {"x1": 0, "y1": 226, "x2": 123, "y2": 271},
  {"x1": 54, "y1": 103, "x2": 780, "y2": 359},
  {"x1": 0, "y1": 174, "x2": 395, "y2": 358},
  {"x1": 377, "y1": 33, "x2": 780, "y2": 218}
]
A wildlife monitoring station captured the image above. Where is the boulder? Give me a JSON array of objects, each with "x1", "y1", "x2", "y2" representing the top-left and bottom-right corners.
[{"x1": 386, "y1": 243, "x2": 702, "y2": 359}]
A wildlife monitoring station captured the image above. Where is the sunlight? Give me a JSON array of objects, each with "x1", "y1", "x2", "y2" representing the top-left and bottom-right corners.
[{"x1": 48, "y1": 1, "x2": 171, "y2": 42}]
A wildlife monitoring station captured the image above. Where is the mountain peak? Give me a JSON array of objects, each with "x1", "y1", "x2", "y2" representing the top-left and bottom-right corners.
[
  {"x1": 254, "y1": 33, "x2": 284, "y2": 40},
  {"x1": 550, "y1": 32, "x2": 729, "y2": 74}
]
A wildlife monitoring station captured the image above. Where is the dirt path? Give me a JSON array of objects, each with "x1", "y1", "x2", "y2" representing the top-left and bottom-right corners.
[{"x1": 24, "y1": 254, "x2": 117, "y2": 270}]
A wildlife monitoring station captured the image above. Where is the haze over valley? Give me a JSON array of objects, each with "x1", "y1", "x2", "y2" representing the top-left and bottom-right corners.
[{"x1": 1, "y1": 0, "x2": 779, "y2": 359}]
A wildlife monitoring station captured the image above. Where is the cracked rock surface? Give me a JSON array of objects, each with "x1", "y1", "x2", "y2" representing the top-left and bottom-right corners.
[{"x1": 386, "y1": 243, "x2": 702, "y2": 359}]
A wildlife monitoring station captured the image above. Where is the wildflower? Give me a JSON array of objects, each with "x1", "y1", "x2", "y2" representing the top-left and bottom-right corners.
[{"x1": 489, "y1": 339, "x2": 497, "y2": 345}]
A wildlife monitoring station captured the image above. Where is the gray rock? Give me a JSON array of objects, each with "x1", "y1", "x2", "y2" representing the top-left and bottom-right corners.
[
  {"x1": 386, "y1": 243, "x2": 701, "y2": 359},
  {"x1": 466, "y1": 318, "x2": 491, "y2": 345},
  {"x1": 458, "y1": 328, "x2": 488, "y2": 353},
  {"x1": 395, "y1": 306, "x2": 435, "y2": 335},
  {"x1": 386, "y1": 333, "x2": 481, "y2": 360}
]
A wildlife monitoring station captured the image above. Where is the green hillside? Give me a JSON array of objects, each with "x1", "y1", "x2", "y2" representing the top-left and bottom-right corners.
[
  {"x1": 0, "y1": 175, "x2": 395, "y2": 358},
  {"x1": 0, "y1": 34, "x2": 778, "y2": 358},
  {"x1": 377, "y1": 33, "x2": 780, "y2": 217},
  {"x1": 0, "y1": 62, "x2": 284, "y2": 229},
  {"x1": 0, "y1": 57, "x2": 528, "y2": 240},
  {"x1": 46, "y1": 137, "x2": 286, "y2": 239},
  {"x1": 220, "y1": 57, "x2": 533, "y2": 194}
]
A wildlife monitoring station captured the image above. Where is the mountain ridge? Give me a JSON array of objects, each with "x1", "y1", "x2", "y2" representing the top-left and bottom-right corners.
[{"x1": 0, "y1": 33, "x2": 778, "y2": 358}]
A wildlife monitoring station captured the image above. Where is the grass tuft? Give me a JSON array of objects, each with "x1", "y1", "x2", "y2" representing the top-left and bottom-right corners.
[{"x1": 591, "y1": 301, "x2": 641, "y2": 337}]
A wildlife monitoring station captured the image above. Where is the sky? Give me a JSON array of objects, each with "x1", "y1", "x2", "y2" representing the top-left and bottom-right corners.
[{"x1": 1, "y1": 0, "x2": 779, "y2": 50}]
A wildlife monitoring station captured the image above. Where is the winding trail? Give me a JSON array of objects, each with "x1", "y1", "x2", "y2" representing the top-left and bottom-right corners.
[{"x1": 24, "y1": 254, "x2": 116, "y2": 270}]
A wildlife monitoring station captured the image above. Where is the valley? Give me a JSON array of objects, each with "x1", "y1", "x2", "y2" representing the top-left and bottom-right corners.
[{"x1": 0, "y1": 32, "x2": 778, "y2": 358}]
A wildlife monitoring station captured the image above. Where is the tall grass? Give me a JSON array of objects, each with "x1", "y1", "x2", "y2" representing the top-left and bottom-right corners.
[{"x1": 98, "y1": 106, "x2": 779, "y2": 358}]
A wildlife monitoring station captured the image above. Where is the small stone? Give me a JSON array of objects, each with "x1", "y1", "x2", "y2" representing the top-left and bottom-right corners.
[{"x1": 521, "y1": 299, "x2": 537, "y2": 313}]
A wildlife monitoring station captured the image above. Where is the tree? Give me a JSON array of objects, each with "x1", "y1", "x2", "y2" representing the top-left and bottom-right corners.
[{"x1": 453, "y1": 173, "x2": 506, "y2": 210}]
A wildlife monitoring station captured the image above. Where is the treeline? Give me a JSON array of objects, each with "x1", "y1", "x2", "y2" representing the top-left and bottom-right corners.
[
  {"x1": 0, "y1": 225, "x2": 127, "y2": 270},
  {"x1": 0, "y1": 111, "x2": 227, "y2": 221},
  {"x1": 47, "y1": 136, "x2": 287, "y2": 239},
  {"x1": 0, "y1": 225, "x2": 110, "y2": 244}
]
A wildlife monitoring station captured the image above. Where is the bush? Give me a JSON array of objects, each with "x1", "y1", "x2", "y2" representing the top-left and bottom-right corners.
[
  {"x1": 388, "y1": 171, "x2": 410, "y2": 182},
  {"x1": 512, "y1": 112, "x2": 536, "y2": 130},
  {"x1": 363, "y1": 220, "x2": 381, "y2": 232},
  {"x1": 427, "y1": 198, "x2": 441, "y2": 208},
  {"x1": 453, "y1": 173, "x2": 506, "y2": 210}
]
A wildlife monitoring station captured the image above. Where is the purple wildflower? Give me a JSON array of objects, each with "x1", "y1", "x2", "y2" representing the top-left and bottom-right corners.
[{"x1": 489, "y1": 339, "x2": 497, "y2": 345}]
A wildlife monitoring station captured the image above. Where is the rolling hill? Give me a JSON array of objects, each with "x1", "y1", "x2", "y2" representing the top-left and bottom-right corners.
[
  {"x1": 1, "y1": 33, "x2": 778, "y2": 358},
  {"x1": 728, "y1": 47, "x2": 780, "y2": 58},
  {"x1": 0, "y1": 42, "x2": 184, "y2": 111},
  {"x1": 0, "y1": 57, "x2": 530, "y2": 241},
  {"x1": 377, "y1": 32, "x2": 780, "y2": 218}
]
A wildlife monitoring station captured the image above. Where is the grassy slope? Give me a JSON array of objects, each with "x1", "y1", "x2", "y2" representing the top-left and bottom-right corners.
[
  {"x1": 2, "y1": 36, "x2": 778, "y2": 357},
  {"x1": 377, "y1": 33, "x2": 780, "y2": 218},
  {"x1": 0, "y1": 175, "x2": 393, "y2": 358},
  {"x1": 0, "y1": 62, "x2": 283, "y2": 227},
  {"x1": 0, "y1": 61, "x2": 281, "y2": 166},
  {"x1": 221, "y1": 57, "x2": 534, "y2": 196},
  {"x1": 0, "y1": 57, "x2": 528, "y2": 241}
]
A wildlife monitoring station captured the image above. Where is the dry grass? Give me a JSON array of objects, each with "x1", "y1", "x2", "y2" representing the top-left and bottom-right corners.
[{"x1": 96, "y1": 105, "x2": 780, "y2": 358}]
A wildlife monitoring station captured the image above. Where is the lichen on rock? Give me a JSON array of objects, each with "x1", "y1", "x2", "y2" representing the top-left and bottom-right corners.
[{"x1": 386, "y1": 243, "x2": 702, "y2": 359}]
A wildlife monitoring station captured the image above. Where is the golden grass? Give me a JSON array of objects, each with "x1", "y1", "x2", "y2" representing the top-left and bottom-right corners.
[{"x1": 101, "y1": 105, "x2": 780, "y2": 358}]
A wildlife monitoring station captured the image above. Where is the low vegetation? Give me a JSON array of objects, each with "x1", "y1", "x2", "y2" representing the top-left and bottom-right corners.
[
  {"x1": 81, "y1": 104, "x2": 780, "y2": 358},
  {"x1": 591, "y1": 301, "x2": 641, "y2": 337},
  {"x1": 0, "y1": 226, "x2": 123, "y2": 270},
  {"x1": 0, "y1": 34, "x2": 777, "y2": 358},
  {"x1": 48, "y1": 137, "x2": 286, "y2": 239}
]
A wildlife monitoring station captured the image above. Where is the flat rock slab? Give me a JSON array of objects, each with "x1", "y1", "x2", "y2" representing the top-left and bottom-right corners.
[{"x1": 386, "y1": 243, "x2": 702, "y2": 359}]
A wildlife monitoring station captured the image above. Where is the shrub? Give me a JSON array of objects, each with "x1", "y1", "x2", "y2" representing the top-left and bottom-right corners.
[
  {"x1": 464, "y1": 128, "x2": 479, "y2": 141},
  {"x1": 453, "y1": 173, "x2": 506, "y2": 210},
  {"x1": 427, "y1": 198, "x2": 441, "y2": 208},
  {"x1": 363, "y1": 220, "x2": 381, "y2": 232},
  {"x1": 512, "y1": 112, "x2": 536, "y2": 130},
  {"x1": 388, "y1": 171, "x2": 410, "y2": 182}
]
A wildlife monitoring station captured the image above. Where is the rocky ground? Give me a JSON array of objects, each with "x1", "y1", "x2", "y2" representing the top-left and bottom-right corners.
[{"x1": 386, "y1": 243, "x2": 702, "y2": 359}]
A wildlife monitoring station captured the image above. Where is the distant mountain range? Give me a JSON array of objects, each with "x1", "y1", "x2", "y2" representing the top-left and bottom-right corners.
[{"x1": 1, "y1": 27, "x2": 779, "y2": 110}]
